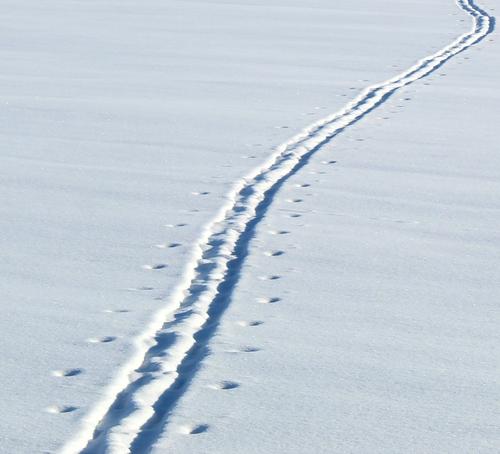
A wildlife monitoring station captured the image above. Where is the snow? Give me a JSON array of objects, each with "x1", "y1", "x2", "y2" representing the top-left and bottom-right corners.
[
  {"x1": 0, "y1": 0, "x2": 498, "y2": 453},
  {"x1": 150, "y1": 12, "x2": 500, "y2": 451}
]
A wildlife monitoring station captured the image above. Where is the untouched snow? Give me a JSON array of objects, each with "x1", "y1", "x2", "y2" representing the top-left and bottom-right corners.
[{"x1": 0, "y1": 0, "x2": 497, "y2": 453}]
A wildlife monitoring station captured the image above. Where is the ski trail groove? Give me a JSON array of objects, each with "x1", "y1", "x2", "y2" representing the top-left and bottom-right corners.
[{"x1": 62, "y1": 1, "x2": 494, "y2": 453}]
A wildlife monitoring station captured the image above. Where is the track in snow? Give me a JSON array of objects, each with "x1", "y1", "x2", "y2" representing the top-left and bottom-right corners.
[{"x1": 62, "y1": 1, "x2": 495, "y2": 453}]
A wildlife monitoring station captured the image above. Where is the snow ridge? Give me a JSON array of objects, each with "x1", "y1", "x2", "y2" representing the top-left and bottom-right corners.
[{"x1": 62, "y1": 1, "x2": 494, "y2": 453}]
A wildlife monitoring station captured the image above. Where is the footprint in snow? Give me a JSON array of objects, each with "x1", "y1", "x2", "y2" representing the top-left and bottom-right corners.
[
  {"x1": 142, "y1": 264, "x2": 167, "y2": 270},
  {"x1": 87, "y1": 336, "x2": 117, "y2": 344},
  {"x1": 125, "y1": 286, "x2": 154, "y2": 292},
  {"x1": 256, "y1": 297, "x2": 281, "y2": 304},
  {"x1": 156, "y1": 243, "x2": 182, "y2": 249},
  {"x1": 52, "y1": 368, "x2": 83, "y2": 378},
  {"x1": 239, "y1": 346, "x2": 261, "y2": 353},
  {"x1": 179, "y1": 424, "x2": 210, "y2": 435},
  {"x1": 264, "y1": 250, "x2": 285, "y2": 257},
  {"x1": 208, "y1": 380, "x2": 240, "y2": 390},
  {"x1": 226, "y1": 346, "x2": 261, "y2": 354},
  {"x1": 46, "y1": 405, "x2": 78, "y2": 414},
  {"x1": 165, "y1": 223, "x2": 188, "y2": 228},
  {"x1": 191, "y1": 191, "x2": 210, "y2": 196},
  {"x1": 268, "y1": 229, "x2": 290, "y2": 235},
  {"x1": 259, "y1": 275, "x2": 281, "y2": 281},
  {"x1": 236, "y1": 320, "x2": 264, "y2": 327}
]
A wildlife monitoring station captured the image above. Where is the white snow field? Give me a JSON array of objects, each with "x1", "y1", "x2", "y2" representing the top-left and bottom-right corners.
[{"x1": 0, "y1": 0, "x2": 497, "y2": 453}]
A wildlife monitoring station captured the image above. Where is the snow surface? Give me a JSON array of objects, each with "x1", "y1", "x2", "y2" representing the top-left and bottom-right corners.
[
  {"x1": 0, "y1": 0, "x2": 497, "y2": 453},
  {"x1": 149, "y1": 4, "x2": 500, "y2": 453}
]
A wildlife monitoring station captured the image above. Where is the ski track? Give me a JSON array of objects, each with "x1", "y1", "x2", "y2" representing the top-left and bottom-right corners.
[{"x1": 61, "y1": 1, "x2": 494, "y2": 453}]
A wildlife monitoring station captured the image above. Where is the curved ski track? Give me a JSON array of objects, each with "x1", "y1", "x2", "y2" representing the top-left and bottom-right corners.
[{"x1": 62, "y1": 1, "x2": 495, "y2": 453}]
